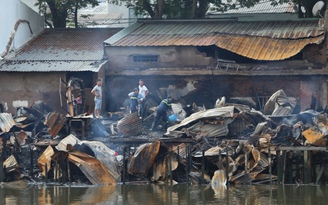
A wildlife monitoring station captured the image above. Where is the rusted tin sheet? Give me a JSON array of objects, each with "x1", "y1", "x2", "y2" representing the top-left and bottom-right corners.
[
  {"x1": 44, "y1": 112, "x2": 66, "y2": 137},
  {"x1": 152, "y1": 154, "x2": 178, "y2": 182},
  {"x1": 302, "y1": 128, "x2": 326, "y2": 146},
  {"x1": 117, "y1": 112, "x2": 144, "y2": 135},
  {"x1": 0, "y1": 113, "x2": 15, "y2": 133},
  {"x1": 127, "y1": 141, "x2": 161, "y2": 175},
  {"x1": 38, "y1": 145, "x2": 55, "y2": 176},
  {"x1": 68, "y1": 150, "x2": 116, "y2": 185},
  {"x1": 215, "y1": 34, "x2": 323, "y2": 60}
]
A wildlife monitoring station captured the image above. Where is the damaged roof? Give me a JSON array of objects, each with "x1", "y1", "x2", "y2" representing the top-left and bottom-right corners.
[
  {"x1": 104, "y1": 19, "x2": 324, "y2": 61},
  {"x1": 1, "y1": 28, "x2": 121, "y2": 72}
]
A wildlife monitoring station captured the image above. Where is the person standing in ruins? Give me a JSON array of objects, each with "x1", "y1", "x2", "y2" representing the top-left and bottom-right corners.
[
  {"x1": 138, "y1": 79, "x2": 149, "y2": 118},
  {"x1": 91, "y1": 78, "x2": 102, "y2": 118}
]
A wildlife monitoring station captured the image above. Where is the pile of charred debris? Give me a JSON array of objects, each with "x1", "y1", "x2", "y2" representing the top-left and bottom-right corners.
[{"x1": 1, "y1": 89, "x2": 328, "y2": 187}]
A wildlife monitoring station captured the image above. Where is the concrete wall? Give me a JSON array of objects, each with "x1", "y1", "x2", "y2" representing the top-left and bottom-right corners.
[
  {"x1": 106, "y1": 75, "x2": 326, "y2": 112},
  {"x1": 106, "y1": 46, "x2": 212, "y2": 70},
  {"x1": 0, "y1": 72, "x2": 65, "y2": 114},
  {"x1": 0, "y1": 0, "x2": 44, "y2": 58}
]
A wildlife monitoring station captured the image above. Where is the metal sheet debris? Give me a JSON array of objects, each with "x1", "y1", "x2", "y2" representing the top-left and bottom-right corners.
[
  {"x1": 128, "y1": 141, "x2": 161, "y2": 175},
  {"x1": 68, "y1": 151, "x2": 116, "y2": 185},
  {"x1": 0, "y1": 113, "x2": 15, "y2": 133}
]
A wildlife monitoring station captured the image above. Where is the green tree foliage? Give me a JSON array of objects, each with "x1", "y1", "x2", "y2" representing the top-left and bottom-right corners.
[
  {"x1": 114, "y1": 0, "x2": 323, "y2": 19},
  {"x1": 36, "y1": 0, "x2": 99, "y2": 28},
  {"x1": 116, "y1": 0, "x2": 212, "y2": 18}
]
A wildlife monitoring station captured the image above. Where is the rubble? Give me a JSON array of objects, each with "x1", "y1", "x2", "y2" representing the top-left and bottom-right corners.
[{"x1": 1, "y1": 89, "x2": 328, "y2": 186}]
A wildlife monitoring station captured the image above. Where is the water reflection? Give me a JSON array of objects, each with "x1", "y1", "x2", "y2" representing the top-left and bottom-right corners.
[{"x1": 1, "y1": 182, "x2": 328, "y2": 205}]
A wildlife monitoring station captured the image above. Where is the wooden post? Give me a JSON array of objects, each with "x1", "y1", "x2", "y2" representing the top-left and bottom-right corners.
[
  {"x1": 186, "y1": 145, "x2": 189, "y2": 183},
  {"x1": 225, "y1": 152, "x2": 229, "y2": 184},
  {"x1": 287, "y1": 151, "x2": 293, "y2": 184},
  {"x1": 165, "y1": 156, "x2": 169, "y2": 184},
  {"x1": 123, "y1": 147, "x2": 126, "y2": 185},
  {"x1": 67, "y1": 159, "x2": 71, "y2": 183},
  {"x1": 13, "y1": 132, "x2": 20, "y2": 164},
  {"x1": 268, "y1": 147, "x2": 272, "y2": 185},
  {"x1": 304, "y1": 150, "x2": 312, "y2": 184},
  {"x1": 201, "y1": 150, "x2": 205, "y2": 184},
  {"x1": 29, "y1": 146, "x2": 33, "y2": 177},
  {"x1": 219, "y1": 150, "x2": 222, "y2": 169},
  {"x1": 177, "y1": 146, "x2": 180, "y2": 164},
  {"x1": 0, "y1": 136, "x2": 4, "y2": 182},
  {"x1": 2, "y1": 134, "x2": 7, "y2": 160},
  {"x1": 62, "y1": 154, "x2": 66, "y2": 184},
  {"x1": 277, "y1": 150, "x2": 283, "y2": 184},
  {"x1": 188, "y1": 145, "x2": 192, "y2": 177},
  {"x1": 0, "y1": 150, "x2": 3, "y2": 182},
  {"x1": 45, "y1": 163, "x2": 48, "y2": 183},
  {"x1": 244, "y1": 152, "x2": 248, "y2": 185},
  {"x1": 169, "y1": 153, "x2": 173, "y2": 185},
  {"x1": 54, "y1": 161, "x2": 58, "y2": 183},
  {"x1": 282, "y1": 150, "x2": 286, "y2": 185}
]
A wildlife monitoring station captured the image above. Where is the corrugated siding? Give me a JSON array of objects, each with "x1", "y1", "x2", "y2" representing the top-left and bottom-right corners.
[{"x1": 105, "y1": 20, "x2": 324, "y2": 61}]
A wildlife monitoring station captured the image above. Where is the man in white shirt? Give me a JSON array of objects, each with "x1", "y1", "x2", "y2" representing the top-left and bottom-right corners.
[
  {"x1": 138, "y1": 79, "x2": 149, "y2": 98},
  {"x1": 138, "y1": 79, "x2": 149, "y2": 118}
]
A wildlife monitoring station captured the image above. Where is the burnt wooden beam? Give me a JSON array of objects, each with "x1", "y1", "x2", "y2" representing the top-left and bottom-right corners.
[
  {"x1": 106, "y1": 137, "x2": 195, "y2": 144},
  {"x1": 276, "y1": 146, "x2": 327, "y2": 151},
  {"x1": 304, "y1": 150, "x2": 312, "y2": 184}
]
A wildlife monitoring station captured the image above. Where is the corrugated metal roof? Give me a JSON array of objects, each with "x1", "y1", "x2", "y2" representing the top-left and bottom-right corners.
[
  {"x1": 104, "y1": 19, "x2": 324, "y2": 60},
  {"x1": 0, "y1": 60, "x2": 106, "y2": 72},
  {"x1": 0, "y1": 28, "x2": 120, "y2": 72},
  {"x1": 12, "y1": 28, "x2": 121, "y2": 61}
]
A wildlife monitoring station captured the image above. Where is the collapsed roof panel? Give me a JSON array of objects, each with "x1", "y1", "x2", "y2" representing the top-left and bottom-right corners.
[{"x1": 104, "y1": 19, "x2": 324, "y2": 61}]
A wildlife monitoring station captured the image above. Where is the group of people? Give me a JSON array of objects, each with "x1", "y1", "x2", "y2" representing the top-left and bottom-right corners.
[
  {"x1": 128, "y1": 79, "x2": 149, "y2": 118},
  {"x1": 90, "y1": 78, "x2": 174, "y2": 131},
  {"x1": 127, "y1": 79, "x2": 174, "y2": 131}
]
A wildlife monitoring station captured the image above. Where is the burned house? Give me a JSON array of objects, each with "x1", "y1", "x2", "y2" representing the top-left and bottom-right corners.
[
  {"x1": 0, "y1": 28, "x2": 121, "y2": 114},
  {"x1": 103, "y1": 17, "x2": 327, "y2": 113}
]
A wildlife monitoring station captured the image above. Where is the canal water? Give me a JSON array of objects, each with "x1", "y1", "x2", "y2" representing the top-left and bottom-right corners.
[{"x1": 1, "y1": 183, "x2": 328, "y2": 205}]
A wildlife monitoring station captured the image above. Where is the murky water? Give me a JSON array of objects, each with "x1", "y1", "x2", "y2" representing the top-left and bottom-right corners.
[{"x1": 1, "y1": 182, "x2": 328, "y2": 205}]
